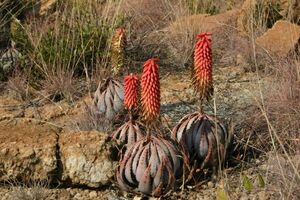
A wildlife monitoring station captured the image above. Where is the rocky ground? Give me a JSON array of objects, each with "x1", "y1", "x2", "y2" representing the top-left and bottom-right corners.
[
  {"x1": 0, "y1": 0, "x2": 299, "y2": 199},
  {"x1": 0, "y1": 63, "x2": 287, "y2": 200}
]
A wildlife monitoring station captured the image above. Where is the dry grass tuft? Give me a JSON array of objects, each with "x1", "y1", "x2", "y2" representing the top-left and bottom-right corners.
[
  {"x1": 41, "y1": 70, "x2": 79, "y2": 102},
  {"x1": 9, "y1": 186, "x2": 49, "y2": 200},
  {"x1": 265, "y1": 153, "x2": 300, "y2": 199},
  {"x1": 262, "y1": 57, "x2": 300, "y2": 153},
  {"x1": 75, "y1": 103, "x2": 113, "y2": 132},
  {"x1": 7, "y1": 178, "x2": 50, "y2": 200}
]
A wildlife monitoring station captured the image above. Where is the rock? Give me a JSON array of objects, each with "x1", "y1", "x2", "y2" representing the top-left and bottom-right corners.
[
  {"x1": 0, "y1": 118, "x2": 58, "y2": 182},
  {"x1": 25, "y1": 101, "x2": 70, "y2": 121},
  {"x1": 257, "y1": 191, "x2": 269, "y2": 200},
  {"x1": 207, "y1": 181, "x2": 214, "y2": 188},
  {"x1": 255, "y1": 20, "x2": 300, "y2": 56},
  {"x1": 168, "y1": 9, "x2": 239, "y2": 32},
  {"x1": 89, "y1": 191, "x2": 98, "y2": 198},
  {"x1": 39, "y1": 0, "x2": 57, "y2": 16},
  {"x1": 59, "y1": 131, "x2": 116, "y2": 188}
]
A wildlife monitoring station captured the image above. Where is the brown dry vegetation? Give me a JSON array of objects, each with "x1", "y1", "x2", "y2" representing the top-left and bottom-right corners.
[{"x1": 0, "y1": 0, "x2": 299, "y2": 199}]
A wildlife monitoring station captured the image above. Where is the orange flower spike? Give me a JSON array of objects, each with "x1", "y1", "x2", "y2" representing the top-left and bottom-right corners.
[
  {"x1": 141, "y1": 58, "x2": 160, "y2": 122},
  {"x1": 124, "y1": 74, "x2": 139, "y2": 110},
  {"x1": 193, "y1": 32, "x2": 214, "y2": 102}
]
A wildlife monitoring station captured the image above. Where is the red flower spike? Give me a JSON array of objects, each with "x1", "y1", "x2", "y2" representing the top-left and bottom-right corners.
[
  {"x1": 124, "y1": 74, "x2": 139, "y2": 110},
  {"x1": 193, "y1": 32, "x2": 214, "y2": 102},
  {"x1": 141, "y1": 58, "x2": 160, "y2": 122}
]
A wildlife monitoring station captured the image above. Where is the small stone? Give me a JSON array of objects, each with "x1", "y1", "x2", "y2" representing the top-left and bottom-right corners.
[
  {"x1": 257, "y1": 191, "x2": 269, "y2": 200},
  {"x1": 89, "y1": 191, "x2": 98, "y2": 198},
  {"x1": 240, "y1": 194, "x2": 249, "y2": 200},
  {"x1": 207, "y1": 181, "x2": 214, "y2": 188},
  {"x1": 73, "y1": 193, "x2": 81, "y2": 199}
]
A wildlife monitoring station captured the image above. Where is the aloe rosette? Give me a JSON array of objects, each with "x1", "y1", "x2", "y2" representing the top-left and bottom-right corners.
[{"x1": 172, "y1": 112, "x2": 230, "y2": 171}]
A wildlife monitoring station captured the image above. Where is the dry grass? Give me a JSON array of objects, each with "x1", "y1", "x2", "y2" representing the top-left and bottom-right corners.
[
  {"x1": 161, "y1": 9, "x2": 242, "y2": 69},
  {"x1": 264, "y1": 153, "x2": 300, "y2": 199},
  {"x1": 6, "y1": 69, "x2": 34, "y2": 101},
  {"x1": 255, "y1": 57, "x2": 300, "y2": 154}
]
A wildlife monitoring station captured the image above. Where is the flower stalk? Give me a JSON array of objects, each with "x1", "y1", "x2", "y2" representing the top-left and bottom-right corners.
[{"x1": 111, "y1": 27, "x2": 126, "y2": 76}]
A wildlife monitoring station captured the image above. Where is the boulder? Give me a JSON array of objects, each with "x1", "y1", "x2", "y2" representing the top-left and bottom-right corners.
[
  {"x1": 255, "y1": 20, "x2": 300, "y2": 56},
  {"x1": 0, "y1": 118, "x2": 58, "y2": 182},
  {"x1": 59, "y1": 131, "x2": 116, "y2": 188}
]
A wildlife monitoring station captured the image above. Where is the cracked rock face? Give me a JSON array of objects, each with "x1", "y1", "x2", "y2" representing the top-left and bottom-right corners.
[
  {"x1": 0, "y1": 118, "x2": 58, "y2": 182},
  {"x1": 59, "y1": 131, "x2": 116, "y2": 188}
]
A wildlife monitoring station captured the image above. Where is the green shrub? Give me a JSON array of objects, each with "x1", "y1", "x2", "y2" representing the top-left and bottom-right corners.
[{"x1": 11, "y1": 0, "x2": 126, "y2": 90}]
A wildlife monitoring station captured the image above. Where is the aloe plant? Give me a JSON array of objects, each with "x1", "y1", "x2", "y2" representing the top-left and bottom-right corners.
[
  {"x1": 111, "y1": 74, "x2": 144, "y2": 149},
  {"x1": 172, "y1": 33, "x2": 231, "y2": 175},
  {"x1": 116, "y1": 58, "x2": 182, "y2": 196},
  {"x1": 92, "y1": 27, "x2": 126, "y2": 120}
]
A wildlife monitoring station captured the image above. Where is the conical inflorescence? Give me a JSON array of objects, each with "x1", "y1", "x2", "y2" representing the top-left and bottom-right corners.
[
  {"x1": 111, "y1": 27, "x2": 126, "y2": 76},
  {"x1": 192, "y1": 32, "x2": 213, "y2": 102},
  {"x1": 124, "y1": 74, "x2": 139, "y2": 111},
  {"x1": 141, "y1": 58, "x2": 160, "y2": 123}
]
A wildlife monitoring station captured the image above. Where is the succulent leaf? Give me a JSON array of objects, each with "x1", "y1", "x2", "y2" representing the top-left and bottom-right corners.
[{"x1": 92, "y1": 79, "x2": 124, "y2": 120}]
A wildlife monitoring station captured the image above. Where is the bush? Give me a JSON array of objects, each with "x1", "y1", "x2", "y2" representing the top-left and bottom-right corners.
[{"x1": 10, "y1": 0, "x2": 126, "y2": 99}]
